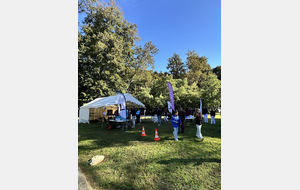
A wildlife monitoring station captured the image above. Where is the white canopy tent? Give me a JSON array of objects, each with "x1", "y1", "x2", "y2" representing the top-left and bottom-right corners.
[{"x1": 79, "y1": 93, "x2": 145, "y2": 124}]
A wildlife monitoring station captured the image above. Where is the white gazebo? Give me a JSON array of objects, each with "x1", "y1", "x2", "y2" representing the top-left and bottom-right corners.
[{"x1": 79, "y1": 93, "x2": 145, "y2": 124}]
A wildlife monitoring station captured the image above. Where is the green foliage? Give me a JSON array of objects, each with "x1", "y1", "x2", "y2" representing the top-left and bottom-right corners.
[
  {"x1": 78, "y1": 1, "x2": 221, "y2": 111},
  {"x1": 78, "y1": 118, "x2": 221, "y2": 190},
  {"x1": 186, "y1": 50, "x2": 213, "y2": 87},
  {"x1": 166, "y1": 53, "x2": 186, "y2": 79},
  {"x1": 135, "y1": 75, "x2": 201, "y2": 110},
  {"x1": 212, "y1": 65, "x2": 221, "y2": 80},
  {"x1": 78, "y1": 0, "x2": 158, "y2": 107},
  {"x1": 200, "y1": 74, "x2": 221, "y2": 109}
]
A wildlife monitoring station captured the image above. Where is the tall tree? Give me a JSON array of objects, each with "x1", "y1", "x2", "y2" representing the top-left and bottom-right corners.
[
  {"x1": 78, "y1": 0, "x2": 158, "y2": 107},
  {"x1": 166, "y1": 53, "x2": 186, "y2": 79},
  {"x1": 212, "y1": 66, "x2": 221, "y2": 80},
  {"x1": 125, "y1": 41, "x2": 158, "y2": 95},
  {"x1": 186, "y1": 50, "x2": 212, "y2": 87},
  {"x1": 200, "y1": 74, "x2": 221, "y2": 109}
]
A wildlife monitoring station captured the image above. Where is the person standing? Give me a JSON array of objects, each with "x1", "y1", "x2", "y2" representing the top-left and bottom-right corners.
[
  {"x1": 194, "y1": 108, "x2": 204, "y2": 141},
  {"x1": 190, "y1": 107, "x2": 194, "y2": 115},
  {"x1": 154, "y1": 107, "x2": 157, "y2": 116},
  {"x1": 131, "y1": 106, "x2": 136, "y2": 128},
  {"x1": 185, "y1": 108, "x2": 191, "y2": 116},
  {"x1": 210, "y1": 108, "x2": 215, "y2": 124},
  {"x1": 178, "y1": 106, "x2": 185, "y2": 133},
  {"x1": 126, "y1": 109, "x2": 131, "y2": 126},
  {"x1": 136, "y1": 109, "x2": 141, "y2": 125},
  {"x1": 157, "y1": 107, "x2": 162, "y2": 126},
  {"x1": 164, "y1": 108, "x2": 168, "y2": 122},
  {"x1": 114, "y1": 109, "x2": 120, "y2": 128},
  {"x1": 203, "y1": 107, "x2": 208, "y2": 123},
  {"x1": 171, "y1": 110, "x2": 182, "y2": 141}
]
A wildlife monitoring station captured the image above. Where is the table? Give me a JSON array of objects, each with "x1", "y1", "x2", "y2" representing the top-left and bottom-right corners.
[
  {"x1": 185, "y1": 116, "x2": 195, "y2": 126},
  {"x1": 109, "y1": 119, "x2": 131, "y2": 131}
]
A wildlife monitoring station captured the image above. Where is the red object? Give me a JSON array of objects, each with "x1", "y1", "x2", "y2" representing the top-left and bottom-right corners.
[
  {"x1": 154, "y1": 129, "x2": 160, "y2": 141},
  {"x1": 141, "y1": 126, "x2": 147, "y2": 136},
  {"x1": 108, "y1": 125, "x2": 112, "y2": 130}
]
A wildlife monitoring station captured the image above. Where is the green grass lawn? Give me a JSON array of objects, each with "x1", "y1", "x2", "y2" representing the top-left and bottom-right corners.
[{"x1": 78, "y1": 117, "x2": 221, "y2": 190}]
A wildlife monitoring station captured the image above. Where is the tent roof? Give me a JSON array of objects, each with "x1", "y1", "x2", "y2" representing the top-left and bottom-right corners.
[{"x1": 80, "y1": 93, "x2": 145, "y2": 109}]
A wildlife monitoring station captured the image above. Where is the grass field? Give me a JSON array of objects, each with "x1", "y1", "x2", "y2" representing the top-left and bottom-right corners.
[{"x1": 78, "y1": 116, "x2": 221, "y2": 190}]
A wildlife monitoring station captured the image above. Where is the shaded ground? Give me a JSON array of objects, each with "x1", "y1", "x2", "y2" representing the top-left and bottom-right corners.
[{"x1": 78, "y1": 117, "x2": 221, "y2": 190}]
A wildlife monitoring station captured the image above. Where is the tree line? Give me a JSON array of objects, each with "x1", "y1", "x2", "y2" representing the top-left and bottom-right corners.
[{"x1": 78, "y1": 0, "x2": 221, "y2": 111}]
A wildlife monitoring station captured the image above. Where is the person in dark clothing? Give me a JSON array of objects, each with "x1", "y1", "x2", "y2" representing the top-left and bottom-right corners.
[
  {"x1": 126, "y1": 109, "x2": 131, "y2": 126},
  {"x1": 168, "y1": 110, "x2": 172, "y2": 120},
  {"x1": 163, "y1": 108, "x2": 168, "y2": 122},
  {"x1": 210, "y1": 108, "x2": 216, "y2": 124},
  {"x1": 115, "y1": 109, "x2": 120, "y2": 116},
  {"x1": 190, "y1": 107, "x2": 193, "y2": 115},
  {"x1": 185, "y1": 108, "x2": 191, "y2": 116},
  {"x1": 114, "y1": 109, "x2": 120, "y2": 128},
  {"x1": 194, "y1": 108, "x2": 204, "y2": 141},
  {"x1": 178, "y1": 106, "x2": 185, "y2": 133},
  {"x1": 131, "y1": 106, "x2": 136, "y2": 128},
  {"x1": 154, "y1": 108, "x2": 157, "y2": 116},
  {"x1": 157, "y1": 107, "x2": 162, "y2": 126},
  {"x1": 136, "y1": 109, "x2": 141, "y2": 124}
]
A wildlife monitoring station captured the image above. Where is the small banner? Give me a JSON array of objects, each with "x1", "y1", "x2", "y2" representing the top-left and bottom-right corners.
[
  {"x1": 168, "y1": 82, "x2": 175, "y2": 111},
  {"x1": 200, "y1": 98, "x2": 202, "y2": 114},
  {"x1": 117, "y1": 92, "x2": 126, "y2": 121},
  {"x1": 167, "y1": 101, "x2": 172, "y2": 113}
]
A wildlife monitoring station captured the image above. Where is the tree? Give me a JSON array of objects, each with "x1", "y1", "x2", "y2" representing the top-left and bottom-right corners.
[
  {"x1": 212, "y1": 66, "x2": 221, "y2": 80},
  {"x1": 200, "y1": 74, "x2": 221, "y2": 109},
  {"x1": 78, "y1": 0, "x2": 158, "y2": 107},
  {"x1": 125, "y1": 41, "x2": 158, "y2": 95},
  {"x1": 166, "y1": 53, "x2": 186, "y2": 79},
  {"x1": 186, "y1": 50, "x2": 212, "y2": 87},
  {"x1": 136, "y1": 74, "x2": 201, "y2": 111}
]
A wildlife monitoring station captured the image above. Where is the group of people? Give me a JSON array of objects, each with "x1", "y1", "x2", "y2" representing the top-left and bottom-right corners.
[
  {"x1": 128, "y1": 106, "x2": 143, "y2": 128},
  {"x1": 149, "y1": 107, "x2": 168, "y2": 126},
  {"x1": 170, "y1": 106, "x2": 217, "y2": 141},
  {"x1": 110, "y1": 106, "x2": 143, "y2": 129},
  {"x1": 202, "y1": 107, "x2": 216, "y2": 124},
  {"x1": 111, "y1": 105, "x2": 217, "y2": 141}
]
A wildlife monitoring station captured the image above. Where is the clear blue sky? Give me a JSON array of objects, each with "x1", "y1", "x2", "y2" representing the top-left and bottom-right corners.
[{"x1": 78, "y1": 0, "x2": 221, "y2": 72}]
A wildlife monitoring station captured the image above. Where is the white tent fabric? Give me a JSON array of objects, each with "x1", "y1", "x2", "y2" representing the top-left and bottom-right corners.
[{"x1": 79, "y1": 93, "x2": 145, "y2": 123}]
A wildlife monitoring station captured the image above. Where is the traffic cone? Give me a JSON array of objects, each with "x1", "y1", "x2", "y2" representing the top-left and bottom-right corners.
[
  {"x1": 141, "y1": 126, "x2": 147, "y2": 136},
  {"x1": 154, "y1": 129, "x2": 160, "y2": 141}
]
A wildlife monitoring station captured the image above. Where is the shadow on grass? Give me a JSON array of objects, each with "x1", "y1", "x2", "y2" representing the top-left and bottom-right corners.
[
  {"x1": 78, "y1": 119, "x2": 221, "y2": 190},
  {"x1": 79, "y1": 118, "x2": 221, "y2": 154},
  {"x1": 158, "y1": 158, "x2": 221, "y2": 166}
]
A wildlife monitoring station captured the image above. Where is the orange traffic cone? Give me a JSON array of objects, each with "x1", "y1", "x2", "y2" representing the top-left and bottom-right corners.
[
  {"x1": 141, "y1": 126, "x2": 147, "y2": 136},
  {"x1": 154, "y1": 129, "x2": 160, "y2": 141}
]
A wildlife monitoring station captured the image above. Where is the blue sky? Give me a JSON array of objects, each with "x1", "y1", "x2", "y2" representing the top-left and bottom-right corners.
[{"x1": 78, "y1": 0, "x2": 221, "y2": 72}]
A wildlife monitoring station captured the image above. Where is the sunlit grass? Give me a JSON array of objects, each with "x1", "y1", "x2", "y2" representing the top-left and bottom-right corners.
[{"x1": 78, "y1": 117, "x2": 221, "y2": 190}]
